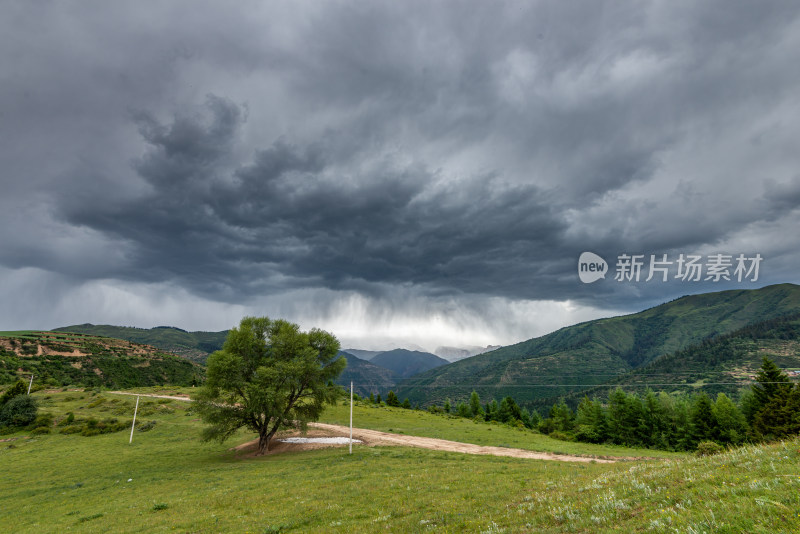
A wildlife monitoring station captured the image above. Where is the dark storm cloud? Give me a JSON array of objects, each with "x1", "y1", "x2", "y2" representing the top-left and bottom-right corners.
[
  {"x1": 61, "y1": 96, "x2": 570, "y2": 301},
  {"x1": 3, "y1": 0, "x2": 800, "y2": 317}
]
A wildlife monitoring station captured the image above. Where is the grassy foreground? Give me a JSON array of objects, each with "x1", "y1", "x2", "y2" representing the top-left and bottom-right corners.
[{"x1": 1, "y1": 389, "x2": 798, "y2": 532}]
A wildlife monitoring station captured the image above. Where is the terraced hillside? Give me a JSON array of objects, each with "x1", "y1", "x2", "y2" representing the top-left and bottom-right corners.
[
  {"x1": 0, "y1": 331, "x2": 203, "y2": 388},
  {"x1": 52, "y1": 324, "x2": 227, "y2": 364}
]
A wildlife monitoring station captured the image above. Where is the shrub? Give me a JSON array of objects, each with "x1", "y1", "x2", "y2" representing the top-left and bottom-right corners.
[
  {"x1": 87, "y1": 397, "x2": 106, "y2": 408},
  {"x1": 548, "y1": 430, "x2": 575, "y2": 442},
  {"x1": 59, "y1": 417, "x2": 130, "y2": 436},
  {"x1": 31, "y1": 426, "x2": 51, "y2": 435},
  {"x1": 0, "y1": 395, "x2": 38, "y2": 428},
  {"x1": 696, "y1": 440, "x2": 724, "y2": 456},
  {"x1": 32, "y1": 413, "x2": 54, "y2": 429},
  {"x1": 138, "y1": 420, "x2": 157, "y2": 432},
  {"x1": 0, "y1": 381, "x2": 27, "y2": 406}
]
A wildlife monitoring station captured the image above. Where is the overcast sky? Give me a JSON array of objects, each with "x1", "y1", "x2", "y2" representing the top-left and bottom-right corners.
[{"x1": 2, "y1": 1, "x2": 800, "y2": 350}]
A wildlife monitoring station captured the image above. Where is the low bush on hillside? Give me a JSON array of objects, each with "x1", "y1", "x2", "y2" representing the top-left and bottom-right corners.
[
  {"x1": 695, "y1": 440, "x2": 724, "y2": 456},
  {"x1": 58, "y1": 416, "x2": 133, "y2": 436},
  {"x1": 0, "y1": 392, "x2": 38, "y2": 429}
]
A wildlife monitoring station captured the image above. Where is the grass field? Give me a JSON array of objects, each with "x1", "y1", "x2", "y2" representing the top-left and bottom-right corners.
[
  {"x1": 319, "y1": 400, "x2": 684, "y2": 460},
  {"x1": 1, "y1": 389, "x2": 798, "y2": 532}
]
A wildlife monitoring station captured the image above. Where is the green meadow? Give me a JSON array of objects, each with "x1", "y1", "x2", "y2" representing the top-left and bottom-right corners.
[
  {"x1": 1, "y1": 389, "x2": 798, "y2": 533},
  {"x1": 319, "y1": 400, "x2": 683, "y2": 460}
]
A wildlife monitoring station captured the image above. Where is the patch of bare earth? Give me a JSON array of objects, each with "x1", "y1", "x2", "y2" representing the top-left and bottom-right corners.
[{"x1": 231, "y1": 429, "x2": 367, "y2": 458}]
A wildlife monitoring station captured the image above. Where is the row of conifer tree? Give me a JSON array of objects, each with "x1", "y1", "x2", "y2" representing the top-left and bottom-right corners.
[{"x1": 376, "y1": 357, "x2": 799, "y2": 451}]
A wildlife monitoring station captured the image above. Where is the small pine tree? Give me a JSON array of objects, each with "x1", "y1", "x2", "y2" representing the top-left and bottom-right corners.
[
  {"x1": 369, "y1": 392, "x2": 375, "y2": 403},
  {"x1": 498, "y1": 396, "x2": 522, "y2": 424},
  {"x1": 527, "y1": 409, "x2": 542, "y2": 428},
  {"x1": 689, "y1": 393, "x2": 717, "y2": 446},
  {"x1": 443, "y1": 399, "x2": 451, "y2": 414},
  {"x1": 575, "y1": 396, "x2": 607, "y2": 443},
  {"x1": 752, "y1": 357, "x2": 792, "y2": 412},
  {"x1": 385, "y1": 391, "x2": 400, "y2": 407},
  {"x1": 484, "y1": 399, "x2": 499, "y2": 421},
  {"x1": 469, "y1": 391, "x2": 483, "y2": 418},
  {"x1": 548, "y1": 399, "x2": 575, "y2": 433},
  {"x1": 712, "y1": 393, "x2": 746, "y2": 445},
  {"x1": 401, "y1": 398, "x2": 411, "y2": 409},
  {"x1": 752, "y1": 386, "x2": 800, "y2": 440},
  {"x1": 376, "y1": 394, "x2": 382, "y2": 405}
]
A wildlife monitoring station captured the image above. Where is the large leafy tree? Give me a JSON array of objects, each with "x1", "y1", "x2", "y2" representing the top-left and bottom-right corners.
[{"x1": 194, "y1": 317, "x2": 346, "y2": 455}]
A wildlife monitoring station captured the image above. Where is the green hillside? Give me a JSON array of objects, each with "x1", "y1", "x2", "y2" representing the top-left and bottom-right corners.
[
  {"x1": 0, "y1": 331, "x2": 203, "y2": 388},
  {"x1": 53, "y1": 324, "x2": 228, "y2": 364},
  {"x1": 336, "y1": 351, "x2": 397, "y2": 396},
  {"x1": 563, "y1": 312, "x2": 800, "y2": 405},
  {"x1": 395, "y1": 283, "x2": 800, "y2": 408}
]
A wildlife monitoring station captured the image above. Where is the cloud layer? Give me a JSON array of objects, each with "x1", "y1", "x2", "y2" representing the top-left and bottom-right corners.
[{"x1": 2, "y1": 1, "x2": 800, "y2": 347}]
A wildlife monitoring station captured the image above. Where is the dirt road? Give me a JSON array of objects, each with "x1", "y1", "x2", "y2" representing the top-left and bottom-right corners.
[
  {"x1": 309, "y1": 422, "x2": 617, "y2": 463},
  {"x1": 109, "y1": 391, "x2": 192, "y2": 402}
]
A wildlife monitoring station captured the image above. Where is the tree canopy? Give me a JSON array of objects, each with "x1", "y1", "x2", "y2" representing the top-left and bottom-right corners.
[{"x1": 193, "y1": 316, "x2": 346, "y2": 455}]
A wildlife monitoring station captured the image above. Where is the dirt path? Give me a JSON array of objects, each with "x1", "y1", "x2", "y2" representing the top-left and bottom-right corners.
[
  {"x1": 108, "y1": 392, "x2": 621, "y2": 463},
  {"x1": 309, "y1": 422, "x2": 617, "y2": 463},
  {"x1": 109, "y1": 391, "x2": 192, "y2": 402}
]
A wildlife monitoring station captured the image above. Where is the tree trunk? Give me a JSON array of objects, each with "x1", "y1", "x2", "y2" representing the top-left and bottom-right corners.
[{"x1": 257, "y1": 425, "x2": 279, "y2": 455}]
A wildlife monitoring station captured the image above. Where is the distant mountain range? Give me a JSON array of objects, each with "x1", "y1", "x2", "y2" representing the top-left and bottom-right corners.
[
  {"x1": 44, "y1": 284, "x2": 800, "y2": 408},
  {"x1": 336, "y1": 351, "x2": 398, "y2": 397},
  {"x1": 344, "y1": 345, "x2": 502, "y2": 362},
  {"x1": 48, "y1": 325, "x2": 450, "y2": 394},
  {"x1": 369, "y1": 349, "x2": 449, "y2": 379},
  {"x1": 434, "y1": 345, "x2": 502, "y2": 361},
  {"x1": 394, "y1": 283, "x2": 800, "y2": 409},
  {"x1": 342, "y1": 349, "x2": 382, "y2": 361}
]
